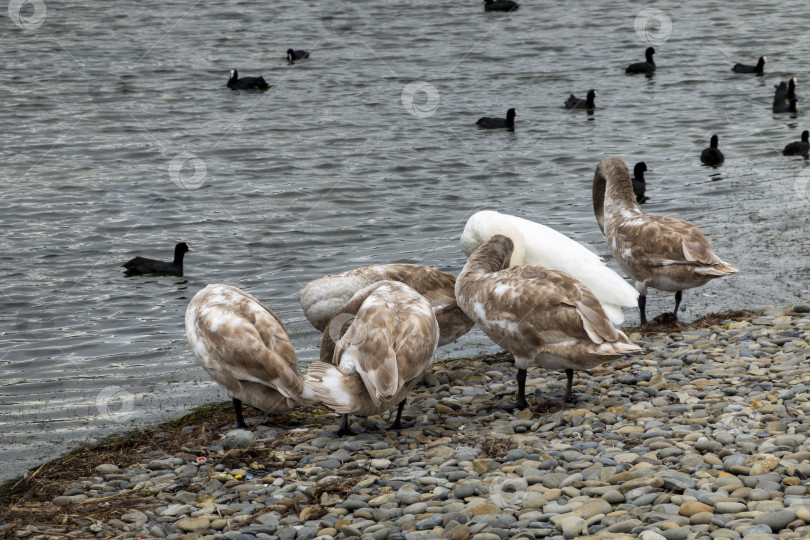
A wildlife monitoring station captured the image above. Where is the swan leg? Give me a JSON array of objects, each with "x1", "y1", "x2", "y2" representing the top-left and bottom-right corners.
[
  {"x1": 337, "y1": 414, "x2": 355, "y2": 437},
  {"x1": 232, "y1": 398, "x2": 248, "y2": 429},
  {"x1": 515, "y1": 368, "x2": 530, "y2": 410},
  {"x1": 638, "y1": 295, "x2": 648, "y2": 325},
  {"x1": 565, "y1": 369, "x2": 574, "y2": 403},
  {"x1": 534, "y1": 370, "x2": 573, "y2": 404},
  {"x1": 673, "y1": 291, "x2": 683, "y2": 319},
  {"x1": 389, "y1": 399, "x2": 408, "y2": 430},
  {"x1": 497, "y1": 368, "x2": 531, "y2": 410}
]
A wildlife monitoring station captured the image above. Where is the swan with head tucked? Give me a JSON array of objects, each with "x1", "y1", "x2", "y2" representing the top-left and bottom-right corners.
[
  {"x1": 592, "y1": 157, "x2": 738, "y2": 325},
  {"x1": 460, "y1": 210, "x2": 638, "y2": 325},
  {"x1": 455, "y1": 234, "x2": 642, "y2": 409},
  {"x1": 300, "y1": 263, "x2": 473, "y2": 347},
  {"x1": 306, "y1": 280, "x2": 439, "y2": 436},
  {"x1": 185, "y1": 284, "x2": 315, "y2": 428}
]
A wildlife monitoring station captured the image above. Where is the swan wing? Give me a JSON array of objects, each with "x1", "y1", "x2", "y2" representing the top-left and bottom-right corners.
[
  {"x1": 619, "y1": 215, "x2": 730, "y2": 269},
  {"x1": 187, "y1": 285, "x2": 307, "y2": 404}
]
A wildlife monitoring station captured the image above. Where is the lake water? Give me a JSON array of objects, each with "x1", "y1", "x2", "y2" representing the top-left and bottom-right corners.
[{"x1": 2, "y1": 0, "x2": 809, "y2": 482}]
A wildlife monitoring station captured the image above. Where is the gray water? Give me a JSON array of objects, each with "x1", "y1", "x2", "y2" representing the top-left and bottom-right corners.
[{"x1": 2, "y1": 0, "x2": 809, "y2": 482}]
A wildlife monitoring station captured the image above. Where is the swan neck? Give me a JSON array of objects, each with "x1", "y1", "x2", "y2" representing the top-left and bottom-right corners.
[
  {"x1": 592, "y1": 167, "x2": 606, "y2": 234},
  {"x1": 460, "y1": 235, "x2": 513, "y2": 279},
  {"x1": 594, "y1": 158, "x2": 642, "y2": 230}
]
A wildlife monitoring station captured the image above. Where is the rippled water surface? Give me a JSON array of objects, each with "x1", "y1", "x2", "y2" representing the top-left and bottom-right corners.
[{"x1": 2, "y1": 0, "x2": 810, "y2": 481}]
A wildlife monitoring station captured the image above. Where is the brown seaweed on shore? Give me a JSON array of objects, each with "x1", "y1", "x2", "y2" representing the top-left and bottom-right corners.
[
  {"x1": 480, "y1": 438, "x2": 516, "y2": 459},
  {"x1": 624, "y1": 308, "x2": 754, "y2": 335},
  {"x1": 0, "y1": 402, "x2": 327, "y2": 533}
]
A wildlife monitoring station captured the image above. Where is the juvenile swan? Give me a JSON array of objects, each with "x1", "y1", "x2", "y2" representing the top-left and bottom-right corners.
[
  {"x1": 592, "y1": 157, "x2": 738, "y2": 324},
  {"x1": 460, "y1": 210, "x2": 638, "y2": 325},
  {"x1": 185, "y1": 284, "x2": 315, "y2": 428},
  {"x1": 455, "y1": 235, "x2": 641, "y2": 409},
  {"x1": 301, "y1": 264, "x2": 473, "y2": 347},
  {"x1": 306, "y1": 281, "x2": 439, "y2": 436}
]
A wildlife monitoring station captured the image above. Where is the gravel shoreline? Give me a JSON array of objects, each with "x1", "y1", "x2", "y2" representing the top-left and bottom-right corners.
[{"x1": 3, "y1": 304, "x2": 810, "y2": 540}]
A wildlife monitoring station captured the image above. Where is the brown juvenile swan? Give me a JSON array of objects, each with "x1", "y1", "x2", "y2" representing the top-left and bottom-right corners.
[
  {"x1": 455, "y1": 234, "x2": 641, "y2": 409},
  {"x1": 301, "y1": 264, "x2": 473, "y2": 348},
  {"x1": 306, "y1": 281, "x2": 439, "y2": 436},
  {"x1": 592, "y1": 157, "x2": 738, "y2": 324},
  {"x1": 185, "y1": 284, "x2": 315, "y2": 428}
]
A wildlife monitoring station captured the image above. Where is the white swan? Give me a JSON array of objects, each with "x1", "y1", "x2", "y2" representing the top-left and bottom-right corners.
[
  {"x1": 460, "y1": 210, "x2": 638, "y2": 325},
  {"x1": 306, "y1": 281, "x2": 439, "y2": 436},
  {"x1": 300, "y1": 263, "x2": 473, "y2": 346},
  {"x1": 592, "y1": 157, "x2": 738, "y2": 324},
  {"x1": 455, "y1": 235, "x2": 641, "y2": 409},
  {"x1": 185, "y1": 284, "x2": 315, "y2": 428}
]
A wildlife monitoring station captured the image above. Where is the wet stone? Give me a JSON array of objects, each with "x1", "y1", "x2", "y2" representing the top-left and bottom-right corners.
[{"x1": 19, "y1": 308, "x2": 810, "y2": 540}]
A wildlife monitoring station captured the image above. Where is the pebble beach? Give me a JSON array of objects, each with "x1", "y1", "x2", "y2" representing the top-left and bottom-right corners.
[{"x1": 4, "y1": 304, "x2": 810, "y2": 540}]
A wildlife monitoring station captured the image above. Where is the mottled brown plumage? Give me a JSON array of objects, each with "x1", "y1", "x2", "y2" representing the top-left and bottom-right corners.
[
  {"x1": 593, "y1": 157, "x2": 738, "y2": 324},
  {"x1": 306, "y1": 281, "x2": 440, "y2": 434},
  {"x1": 185, "y1": 284, "x2": 315, "y2": 427},
  {"x1": 301, "y1": 263, "x2": 473, "y2": 347},
  {"x1": 455, "y1": 235, "x2": 641, "y2": 408}
]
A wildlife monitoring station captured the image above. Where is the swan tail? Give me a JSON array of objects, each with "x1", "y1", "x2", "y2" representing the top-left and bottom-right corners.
[
  {"x1": 695, "y1": 261, "x2": 738, "y2": 277},
  {"x1": 601, "y1": 336, "x2": 643, "y2": 357},
  {"x1": 305, "y1": 362, "x2": 358, "y2": 414},
  {"x1": 602, "y1": 302, "x2": 626, "y2": 326}
]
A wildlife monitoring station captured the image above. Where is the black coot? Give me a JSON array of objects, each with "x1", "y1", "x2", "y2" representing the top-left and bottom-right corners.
[
  {"x1": 483, "y1": 0, "x2": 519, "y2": 12},
  {"x1": 626, "y1": 47, "x2": 656, "y2": 74},
  {"x1": 476, "y1": 108, "x2": 517, "y2": 129},
  {"x1": 732, "y1": 56, "x2": 765, "y2": 74},
  {"x1": 700, "y1": 135, "x2": 725, "y2": 166},
  {"x1": 564, "y1": 89, "x2": 597, "y2": 109},
  {"x1": 774, "y1": 98, "x2": 799, "y2": 114},
  {"x1": 631, "y1": 162, "x2": 651, "y2": 203},
  {"x1": 287, "y1": 49, "x2": 310, "y2": 64},
  {"x1": 122, "y1": 242, "x2": 194, "y2": 275},
  {"x1": 784, "y1": 130, "x2": 810, "y2": 155},
  {"x1": 227, "y1": 69, "x2": 270, "y2": 90},
  {"x1": 773, "y1": 78, "x2": 797, "y2": 112}
]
